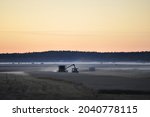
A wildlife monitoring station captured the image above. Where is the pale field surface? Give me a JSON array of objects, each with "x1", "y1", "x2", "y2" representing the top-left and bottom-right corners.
[
  {"x1": 0, "y1": 62, "x2": 150, "y2": 99},
  {"x1": 0, "y1": 73, "x2": 94, "y2": 100}
]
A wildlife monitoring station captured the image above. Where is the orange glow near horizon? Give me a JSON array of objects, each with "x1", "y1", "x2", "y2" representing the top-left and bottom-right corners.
[{"x1": 0, "y1": 0, "x2": 150, "y2": 53}]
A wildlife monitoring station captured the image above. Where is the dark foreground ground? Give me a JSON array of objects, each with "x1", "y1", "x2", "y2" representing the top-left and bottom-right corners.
[{"x1": 0, "y1": 62, "x2": 150, "y2": 100}]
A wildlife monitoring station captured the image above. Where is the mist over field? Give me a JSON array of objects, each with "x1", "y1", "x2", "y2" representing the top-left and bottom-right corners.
[{"x1": 0, "y1": 62, "x2": 150, "y2": 100}]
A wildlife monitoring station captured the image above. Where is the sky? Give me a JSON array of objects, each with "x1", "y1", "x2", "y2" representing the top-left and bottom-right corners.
[{"x1": 0, "y1": 0, "x2": 150, "y2": 53}]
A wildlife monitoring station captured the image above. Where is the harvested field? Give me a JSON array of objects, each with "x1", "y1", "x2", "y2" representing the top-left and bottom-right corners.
[{"x1": 0, "y1": 62, "x2": 150, "y2": 99}]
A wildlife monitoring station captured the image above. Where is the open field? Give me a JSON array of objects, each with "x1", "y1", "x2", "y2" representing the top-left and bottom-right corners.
[{"x1": 0, "y1": 62, "x2": 150, "y2": 100}]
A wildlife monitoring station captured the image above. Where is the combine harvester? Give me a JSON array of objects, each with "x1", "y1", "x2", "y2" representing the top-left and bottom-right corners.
[{"x1": 58, "y1": 64, "x2": 79, "y2": 73}]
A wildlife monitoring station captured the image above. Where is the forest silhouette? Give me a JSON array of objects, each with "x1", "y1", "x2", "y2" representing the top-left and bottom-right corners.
[{"x1": 0, "y1": 51, "x2": 150, "y2": 62}]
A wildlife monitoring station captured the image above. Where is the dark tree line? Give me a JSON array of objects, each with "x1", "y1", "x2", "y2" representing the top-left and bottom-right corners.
[{"x1": 0, "y1": 51, "x2": 150, "y2": 62}]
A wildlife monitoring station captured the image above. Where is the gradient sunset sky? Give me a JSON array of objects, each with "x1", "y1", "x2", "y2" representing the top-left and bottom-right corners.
[{"x1": 0, "y1": 0, "x2": 150, "y2": 53}]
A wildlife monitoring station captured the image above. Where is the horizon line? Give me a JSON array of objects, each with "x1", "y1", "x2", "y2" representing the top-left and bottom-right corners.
[{"x1": 0, "y1": 50, "x2": 150, "y2": 54}]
